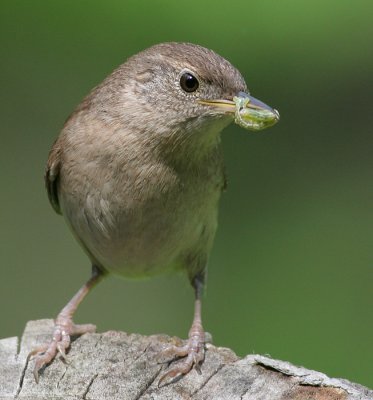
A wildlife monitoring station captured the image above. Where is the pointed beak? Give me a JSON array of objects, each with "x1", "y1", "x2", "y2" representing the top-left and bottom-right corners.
[{"x1": 198, "y1": 91, "x2": 279, "y2": 131}]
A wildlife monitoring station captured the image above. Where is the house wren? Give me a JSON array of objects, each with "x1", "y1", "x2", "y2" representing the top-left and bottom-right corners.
[{"x1": 31, "y1": 42, "x2": 279, "y2": 383}]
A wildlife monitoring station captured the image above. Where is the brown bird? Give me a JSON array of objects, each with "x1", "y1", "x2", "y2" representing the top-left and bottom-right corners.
[{"x1": 31, "y1": 42, "x2": 279, "y2": 383}]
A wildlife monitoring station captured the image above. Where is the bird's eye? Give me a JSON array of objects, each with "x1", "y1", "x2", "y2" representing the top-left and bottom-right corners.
[{"x1": 180, "y1": 72, "x2": 199, "y2": 93}]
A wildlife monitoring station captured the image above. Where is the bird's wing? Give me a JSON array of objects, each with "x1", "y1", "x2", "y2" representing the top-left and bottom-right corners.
[{"x1": 45, "y1": 138, "x2": 62, "y2": 215}]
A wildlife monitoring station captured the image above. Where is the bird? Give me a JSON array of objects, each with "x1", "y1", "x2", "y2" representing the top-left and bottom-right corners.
[{"x1": 30, "y1": 42, "x2": 279, "y2": 383}]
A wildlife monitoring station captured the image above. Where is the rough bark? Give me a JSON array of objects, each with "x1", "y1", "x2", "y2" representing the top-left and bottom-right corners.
[{"x1": 0, "y1": 320, "x2": 371, "y2": 400}]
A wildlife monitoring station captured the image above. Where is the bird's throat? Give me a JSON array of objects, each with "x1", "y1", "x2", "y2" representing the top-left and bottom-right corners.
[{"x1": 157, "y1": 115, "x2": 231, "y2": 169}]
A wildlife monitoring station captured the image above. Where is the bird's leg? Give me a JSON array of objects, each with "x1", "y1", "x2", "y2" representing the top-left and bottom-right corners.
[
  {"x1": 30, "y1": 265, "x2": 105, "y2": 382},
  {"x1": 159, "y1": 272, "x2": 206, "y2": 385}
]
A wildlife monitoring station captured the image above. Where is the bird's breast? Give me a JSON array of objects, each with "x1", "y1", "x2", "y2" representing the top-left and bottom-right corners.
[{"x1": 60, "y1": 145, "x2": 224, "y2": 278}]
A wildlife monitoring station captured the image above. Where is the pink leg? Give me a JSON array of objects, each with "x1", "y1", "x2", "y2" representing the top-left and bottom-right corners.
[
  {"x1": 30, "y1": 266, "x2": 105, "y2": 382},
  {"x1": 159, "y1": 275, "x2": 206, "y2": 385}
]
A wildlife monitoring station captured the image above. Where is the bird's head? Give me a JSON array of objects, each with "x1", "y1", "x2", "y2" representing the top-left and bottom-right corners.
[
  {"x1": 118, "y1": 42, "x2": 279, "y2": 131},
  {"x1": 88, "y1": 42, "x2": 279, "y2": 159}
]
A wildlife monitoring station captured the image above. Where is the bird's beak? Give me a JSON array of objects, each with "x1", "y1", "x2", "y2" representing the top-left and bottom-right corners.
[{"x1": 198, "y1": 91, "x2": 280, "y2": 131}]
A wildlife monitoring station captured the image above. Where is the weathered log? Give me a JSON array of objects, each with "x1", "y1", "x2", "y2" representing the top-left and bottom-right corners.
[{"x1": 0, "y1": 319, "x2": 371, "y2": 399}]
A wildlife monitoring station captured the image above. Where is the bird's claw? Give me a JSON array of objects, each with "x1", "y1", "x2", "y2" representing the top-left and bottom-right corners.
[
  {"x1": 29, "y1": 319, "x2": 96, "y2": 383},
  {"x1": 29, "y1": 325, "x2": 71, "y2": 382},
  {"x1": 158, "y1": 333, "x2": 206, "y2": 386}
]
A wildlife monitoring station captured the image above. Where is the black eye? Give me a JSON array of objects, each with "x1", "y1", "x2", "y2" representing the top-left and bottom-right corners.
[{"x1": 180, "y1": 72, "x2": 199, "y2": 93}]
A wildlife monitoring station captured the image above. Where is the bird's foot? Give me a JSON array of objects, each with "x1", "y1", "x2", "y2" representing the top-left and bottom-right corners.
[
  {"x1": 158, "y1": 328, "x2": 205, "y2": 386},
  {"x1": 29, "y1": 315, "x2": 96, "y2": 383}
]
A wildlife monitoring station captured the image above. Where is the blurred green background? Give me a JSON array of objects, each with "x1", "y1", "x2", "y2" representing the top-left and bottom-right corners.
[{"x1": 1, "y1": 0, "x2": 372, "y2": 388}]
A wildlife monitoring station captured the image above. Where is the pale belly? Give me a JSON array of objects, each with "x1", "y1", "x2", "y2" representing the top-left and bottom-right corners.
[{"x1": 59, "y1": 165, "x2": 223, "y2": 278}]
